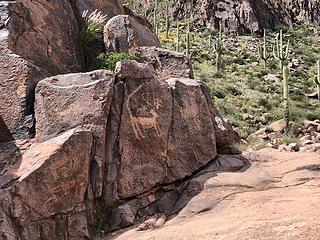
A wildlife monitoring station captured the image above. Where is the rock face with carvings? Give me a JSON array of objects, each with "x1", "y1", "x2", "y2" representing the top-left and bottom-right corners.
[
  {"x1": 0, "y1": 58, "x2": 238, "y2": 239},
  {"x1": 0, "y1": 0, "x2": 240, "y2": 238}
]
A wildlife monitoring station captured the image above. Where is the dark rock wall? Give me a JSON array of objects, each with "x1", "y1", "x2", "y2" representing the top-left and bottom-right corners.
[{"x1": 169, "y1": 0, "x2": 320, "y2": 33}]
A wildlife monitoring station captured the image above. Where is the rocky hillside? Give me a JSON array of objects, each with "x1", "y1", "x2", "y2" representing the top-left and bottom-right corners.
[
  {"x1": 137, "y1": 0, "x2": 320, "y2": 34},
  {"x1": 0, "y1": 0, "x2": 242, "y2": 239},
  {"x1": 1, "y1": 0, "x2": 320, "y2": 239}
]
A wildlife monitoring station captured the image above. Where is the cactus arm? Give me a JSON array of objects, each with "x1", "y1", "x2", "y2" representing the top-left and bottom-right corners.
[{"x1": 285, "y1": 40, "x2": 290, "y2": 59}]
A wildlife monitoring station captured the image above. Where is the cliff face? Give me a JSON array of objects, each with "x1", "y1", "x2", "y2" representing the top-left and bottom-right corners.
[{"x1": 170, "y1": 0, "x2": 320, "y2": 33}]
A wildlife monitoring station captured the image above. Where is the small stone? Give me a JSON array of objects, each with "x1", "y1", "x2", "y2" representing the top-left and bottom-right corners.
[
  {"x1": 154, "y1": 214, "x2": 167, "y2": 229},
  {"x1": 288, "y1": 143, "x2": 299, "y2": 152}
]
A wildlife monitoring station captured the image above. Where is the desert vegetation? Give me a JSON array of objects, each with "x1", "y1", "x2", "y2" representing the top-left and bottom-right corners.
[{"x1": 122, "y1": 0, "x2": 320, "y2": 148}]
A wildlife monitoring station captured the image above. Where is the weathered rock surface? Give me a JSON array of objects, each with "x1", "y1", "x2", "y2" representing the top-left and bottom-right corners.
[
  {"x1": 0, "y1": 128, "x2": 93, "y2": 239},
  {"x1": 116, "y1": 64, "x2": 217, "y2": 197},
  {"x1": 35, "y1": 70, "x2": 115, "y2": 198},
  {"x1": 35, "y1": 61, "x2": 221, "y2": 201},
  {"x1": 169, "y1": 0, "x2": 320, "y2": 34},
  {"x1": 108, "y1": 149, "x2": 320, "y2": 240},
  {"x1": 0, "y1": 44, "x2": 47, "y2": 143},
  {"x1": 8, "y1": 0, "x2": 85, "y2": 74},
  {"x1": 0, "y1": 59, "x2": 236, "y2": 238},
  {"x1": 0, "y1": 0, "x2": 12, "y2": 44},
  {"x1": 139, "y1": 46, "x2": 194, "y2": 79},
  {"x1": 104, "y1": 15, "x2": 161, "y2": 54}
]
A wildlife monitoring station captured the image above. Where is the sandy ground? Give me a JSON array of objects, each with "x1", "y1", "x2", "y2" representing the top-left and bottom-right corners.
[{"x1": 107, "y1": 149, "x2": 320, "y2": 240}]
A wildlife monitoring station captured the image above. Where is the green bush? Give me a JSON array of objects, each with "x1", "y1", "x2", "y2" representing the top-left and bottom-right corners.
[
  {"x1": 81, "y1": 10, "x2": 108, "y2": 69},
  {"x1": 97, "y1": 52, "x2": 140, "y2": 71}
]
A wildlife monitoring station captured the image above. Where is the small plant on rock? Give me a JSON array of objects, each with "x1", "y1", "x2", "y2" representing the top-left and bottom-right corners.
[
  {"x1": 81, "y1": 10, "x2": 108, "y2": 69},
  {"x1": 97, "y1": 52, "x2": 140, "y2": 71}
]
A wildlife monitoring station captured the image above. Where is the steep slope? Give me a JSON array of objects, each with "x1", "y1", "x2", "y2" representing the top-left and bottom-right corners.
[{"x1": 169, "y1": 0, "x2": 320, "y2": 33}]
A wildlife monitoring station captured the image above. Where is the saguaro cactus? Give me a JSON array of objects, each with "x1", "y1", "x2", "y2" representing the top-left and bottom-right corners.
[
  {"x1": 283, "y1": 65, "x2": 290, "y2": 136},
  {"x1": 176, "y1": 20, "x2": 180, "y2": 52},
  {"x1": 208, "y1": 33, "x2": 212, "y2": 50},
  {"x1": 165, "y1": 3, "x2": 170, "y2": 39},
  {"x1": 258, "y1": 29, "x2": 270, "y2": 69},
  {"x1": 153, "y1": 0, "x2": 158, "y2": 36},
  {"x1": 273, "y1": 30, "x2": 290, "y2": 73},
  {"x1": 186, "y1": 20, "x2": 191, "y2": 57},
  {"x1": 314, "y1": 60, "x2": 320, "y2": 100},
  {"x1": 214, "y1": 23, "x2": 223, "y2": 73}
]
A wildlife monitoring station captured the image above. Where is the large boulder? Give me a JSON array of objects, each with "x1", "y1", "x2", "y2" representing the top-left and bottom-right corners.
[
  {"x1": 8, "y1": 0, "x2": 85, "y2": 74},
  {"x1": 104, "y1": 15, "x2": 161, "y2": 54},
  {"x1": 35, "y1": 70, "x2": 114, "y2": 198},
  {"x1": 106, "y1": 61, "x2": 217, "y2": 198},
  {"x1": 139, "y1": 46, "x2": 194, "y2": 79},
  {"x1": 0, "y1": 44, "x2": 47, "y2": 143},
  {"x1": 34, "y1": 61, "x2": 220, "y2": 201},
  {"x1": 0, "y1": 60, "x2": 238, "y2": 238},
  {"x1": 0, "y1": 128, "x2": 93, "y2": 239}
]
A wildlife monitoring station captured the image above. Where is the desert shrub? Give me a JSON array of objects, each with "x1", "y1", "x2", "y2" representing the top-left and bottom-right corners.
[
  {"x1": 81, "y1": 10, "x2": 108, "y2": 69},
  {"x1": 97, "y1": 52, "x2": 140, "y2": 71}
]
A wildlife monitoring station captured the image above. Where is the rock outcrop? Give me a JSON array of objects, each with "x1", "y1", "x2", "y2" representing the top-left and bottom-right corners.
[
  {"x1": 0, "y1": 44, "x2": 47, "y2": 143},
  {"x1": 0, "y1": 1, "x2": 239, "y2": 238},
  {"x1": 104, "y1": 15, "x2": 161, "y2": 54},
  {"x1": 6, "y1": 0, "x2": 126, "y2": 75},
  {"x1": 0, "y1": 57, "x2": 237, "y2": 238},
  {"x1": 139, "y1": 46, "x2": 194, "y2": 79},
  {"x1": 169, "y1": 0, "x2": 320, "y2": 34},
  {"x1": 0, "y1": 128, "x2": 93, "y2": 239},
  {"x1": 8, "y1": 0, "x2": 86, "y2": 74}
]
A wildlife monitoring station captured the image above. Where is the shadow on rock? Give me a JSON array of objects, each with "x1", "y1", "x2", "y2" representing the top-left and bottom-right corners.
[
  {"x1": 102, "y1": 154, "x2": 251, "y2": 237},
  {"x1": 0, "y1": 116, "x2": 13, "y2": 143}
]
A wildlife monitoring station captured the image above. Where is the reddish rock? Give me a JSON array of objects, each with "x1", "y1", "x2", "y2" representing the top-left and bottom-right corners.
[
  {"x1": 35, "y1": 70, "x2": 114, "y2": 198},
  {"x1": 104, "y1": 15, "x2": 160, "y2": 54},
  {"x1": 0, "y1": 128, "x2": 93, "y2": 239},
  {"x1": 8, "y1": 0, "x2": 85, "y2": 74},
  {"x1": 139, "y1": 46, "x2": 194, "y2": 79},
  {"x1": 0, "y1": 44, "x2": 47, "y2": 143},
  {"x1": 116, "y1": 61, "x2": 217, "y2": 197}
]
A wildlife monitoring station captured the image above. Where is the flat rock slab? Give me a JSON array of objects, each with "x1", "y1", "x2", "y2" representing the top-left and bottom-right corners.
[{"x1": 107, "y1": 149, "x2": 320, "y2": 240}]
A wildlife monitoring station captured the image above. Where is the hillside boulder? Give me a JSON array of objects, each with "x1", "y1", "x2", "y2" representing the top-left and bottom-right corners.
[
  {"x1": 104, "y1": 15, "x2": 160, "y2": 54},
  {"x1": 139, "y1": 46, "x2": 194, "y2": 79},
  {"x1": 0, "y1": 44, "x2": 47, "y2": 143},
  {"x1": 0, "y1": 128, "x2": 93, "y2": 239},
  {"x1": 8, "y1": 0, "x2": 85, "y2": 74},
  {"x1": 35, "y1": 70, "x2": 114, "y2": 198}
]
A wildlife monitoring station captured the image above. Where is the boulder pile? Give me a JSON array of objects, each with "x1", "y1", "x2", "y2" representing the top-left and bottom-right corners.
[
  {"x1": 0, "y1": 0, "x2": 242, "y2": 238},
  {"x1": 248, "y1": 119, "x2": 320, "y2": 153}
]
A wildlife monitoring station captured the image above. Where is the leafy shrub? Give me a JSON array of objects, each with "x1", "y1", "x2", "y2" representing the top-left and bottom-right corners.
[
  {"x1": 97, "y1": 52, "x2": 140, "y2": 71},
  {"x1": 81, "y1": 10, "x2": 108, "y2": 69}
]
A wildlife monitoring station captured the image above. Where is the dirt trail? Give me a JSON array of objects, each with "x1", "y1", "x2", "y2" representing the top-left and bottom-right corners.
[{"x1": 107, "y1": 149, "x2": 320, "y2": 240}]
